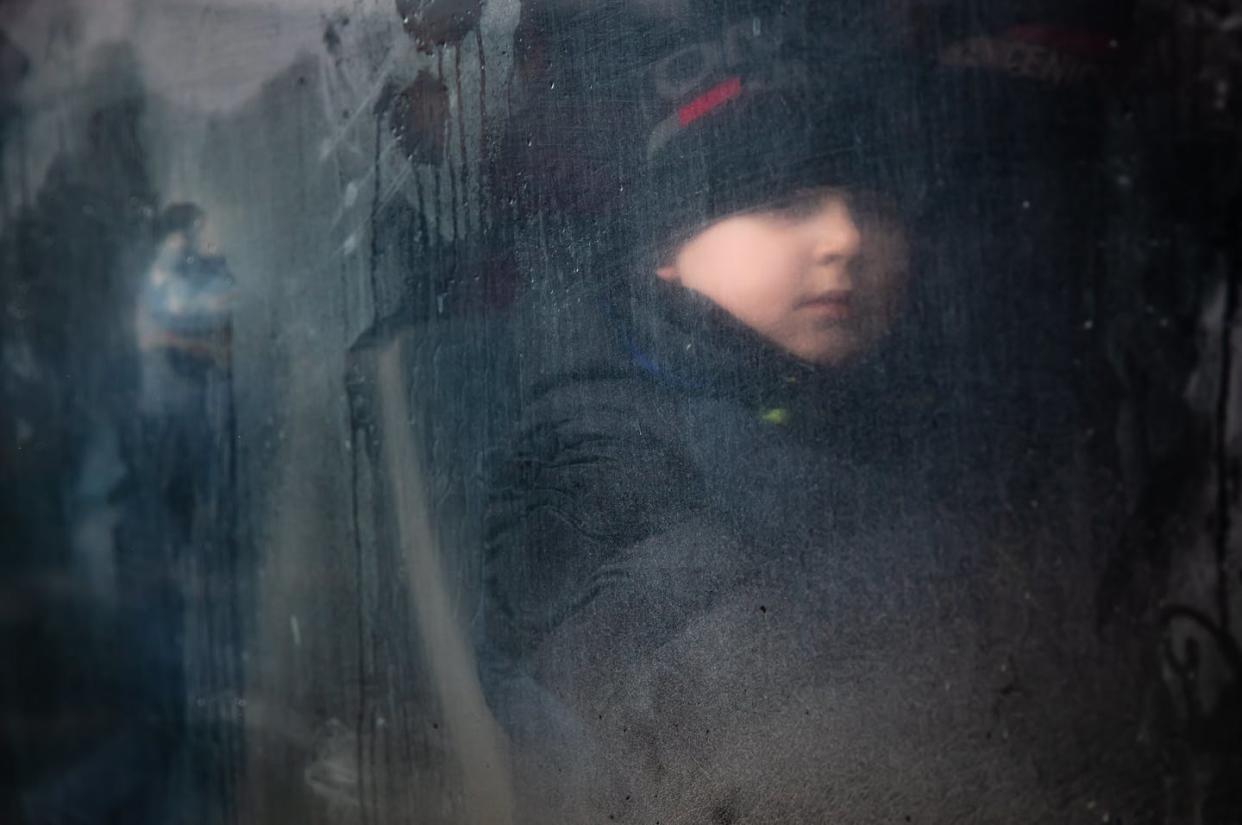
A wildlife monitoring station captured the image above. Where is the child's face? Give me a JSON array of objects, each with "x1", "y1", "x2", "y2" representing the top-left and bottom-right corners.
[{"x1": 656, "y1": 188, "x2": 909, "y2": 366}]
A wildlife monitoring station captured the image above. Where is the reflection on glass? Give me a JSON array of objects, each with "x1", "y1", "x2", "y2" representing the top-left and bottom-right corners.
[{"x1": 1, "y1": 1, "x2": 1239, "y2": 824}]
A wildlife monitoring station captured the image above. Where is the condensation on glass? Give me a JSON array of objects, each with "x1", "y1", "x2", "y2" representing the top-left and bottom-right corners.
[{"x1": 1, "y1": 1, "x2": 1239, "y2": 823}]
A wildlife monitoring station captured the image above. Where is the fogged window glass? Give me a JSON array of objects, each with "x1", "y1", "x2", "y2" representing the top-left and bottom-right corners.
[{"x1": 2, "y1": 1, "x2": 1240, "y2": 823}]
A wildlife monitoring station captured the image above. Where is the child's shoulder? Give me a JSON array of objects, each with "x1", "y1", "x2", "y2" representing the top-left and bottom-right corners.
[
  {"x1": 498, "y1": 278, "x2": 697, "y2": 491},
  {"x1": 513, "y1": 278, "x2": 662, "y2": 400}
]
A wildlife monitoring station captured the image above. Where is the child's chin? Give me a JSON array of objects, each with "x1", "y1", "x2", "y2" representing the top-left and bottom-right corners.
[
  {"x1": 794, "y1": 331, "x2": 871, "y2": 368},
  {"x1": 808, "y1": 350, "x2": 862, "y2": 368}
]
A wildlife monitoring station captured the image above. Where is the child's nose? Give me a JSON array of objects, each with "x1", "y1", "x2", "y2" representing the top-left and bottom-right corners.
[{"x1": 810, "y1": 202, "x2": 863, "y2": 273}]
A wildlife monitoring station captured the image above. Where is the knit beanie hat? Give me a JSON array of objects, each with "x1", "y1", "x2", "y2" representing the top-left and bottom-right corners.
[
  {"x1": 501, "y1": 3, "x2": 931, "y2": 264},
  {"x1": 618, "y1": 10, "x2": 930, "y2": 255}
]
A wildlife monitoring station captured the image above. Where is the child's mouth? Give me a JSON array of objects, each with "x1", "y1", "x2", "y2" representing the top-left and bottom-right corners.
[{"x1": 799, "y1": 291, "x2": 853, "y2": 321}]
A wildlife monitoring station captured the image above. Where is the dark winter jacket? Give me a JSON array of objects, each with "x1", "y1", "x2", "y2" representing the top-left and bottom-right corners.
[{"x1": 477, "y1": 275, "x2": 1156, "y2": 824}]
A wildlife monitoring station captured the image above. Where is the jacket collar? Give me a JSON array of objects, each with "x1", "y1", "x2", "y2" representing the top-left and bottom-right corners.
[{"x1": 608, "y1": 277, "x2": 900, "y2": 422}]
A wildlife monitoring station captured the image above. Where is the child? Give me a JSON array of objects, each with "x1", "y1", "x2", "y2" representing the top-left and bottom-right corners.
[
  {"x1": 476, "y1": 9, "x2": 1144, "y2": 824},
  {"x1": 481, "y1": 11, "x2": 926, "y2": 815}
]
